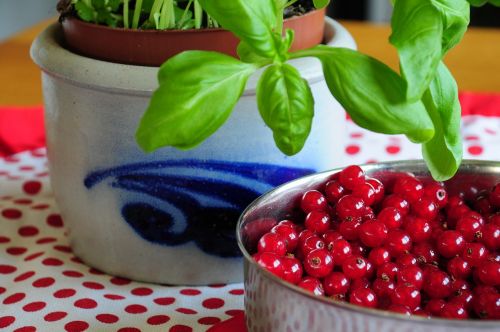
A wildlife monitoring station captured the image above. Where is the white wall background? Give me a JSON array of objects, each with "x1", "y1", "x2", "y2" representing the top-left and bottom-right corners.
[{"x1": 0, "y1": 0, "x2": 57, "y2": 41}]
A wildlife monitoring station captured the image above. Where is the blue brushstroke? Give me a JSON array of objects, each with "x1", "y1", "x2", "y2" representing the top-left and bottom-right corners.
[{"x1": 85, "y1": 160, "x2": 313, "y2": 257}]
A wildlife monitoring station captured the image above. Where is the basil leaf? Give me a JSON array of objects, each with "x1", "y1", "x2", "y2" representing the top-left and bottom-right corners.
[
  {"x1": 313, "y1": 0, "x2": 330, "y2": 9},
  {"x1": 431, "y1": 0, "x2": 470, "y2": 54},
  {"x1": 294, "y1": 46, "x2": 435, "y2": 143},
  {"x1": 74, "y1": 1, "x2": 96, "y2": 22},
  {"x1": 197, "y1": 0, "x2": 278, "y2": 58},
  {"x1": 256, "y1": 63, "x2": 314, "y2": 155},
  {"x1": 390, "y1": 0, "x2": 443, "y2": 102},
  {"x1": 422, "y1": 62, "x2": 463, "y2": 181},
  {"x1": 237, "y1": 41, "x2": 270, "y2": 65},
  {"x1": 136, "y1": 51, "x2": 257, "y2": 152}
]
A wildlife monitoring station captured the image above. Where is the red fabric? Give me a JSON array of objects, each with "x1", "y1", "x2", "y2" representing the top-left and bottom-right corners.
[
  {"x1": 0, "y1": 106, "x2": 45, "y2": 157},
  {"x1": 207, "y1": 311, "x2": 246, "y2": 332},
  {"x1": 459, "y1": 92, "x2": 500, "y2": 116}
]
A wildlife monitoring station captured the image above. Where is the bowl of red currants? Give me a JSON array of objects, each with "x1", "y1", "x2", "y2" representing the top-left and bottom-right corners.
[{"x1": 237, "y1": 160, "x2": 500, "y2": 332}]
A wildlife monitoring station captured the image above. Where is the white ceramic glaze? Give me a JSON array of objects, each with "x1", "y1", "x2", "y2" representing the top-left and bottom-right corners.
[{"x1": 30, "y1": 18, "x2": 356, "y2": 285}]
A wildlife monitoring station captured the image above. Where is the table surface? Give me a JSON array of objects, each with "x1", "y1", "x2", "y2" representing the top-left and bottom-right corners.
[{"x1": 0, "y1": 18, "x2": 499, "y2": 106}]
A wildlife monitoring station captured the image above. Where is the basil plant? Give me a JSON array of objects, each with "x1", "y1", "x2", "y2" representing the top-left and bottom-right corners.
[{"x1": 136, "y1": 0, "x2": 497, "y2": 181}]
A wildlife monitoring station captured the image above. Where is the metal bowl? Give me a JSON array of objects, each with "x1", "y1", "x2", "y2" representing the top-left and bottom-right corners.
[{"x1": 237, "y1": 160, "x2": 500, "y2": 332}]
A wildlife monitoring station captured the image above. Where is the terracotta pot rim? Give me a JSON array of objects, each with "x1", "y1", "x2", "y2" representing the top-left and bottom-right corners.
[{"x1": 62, "y1": 7, "x2": 326, "y2": 35}]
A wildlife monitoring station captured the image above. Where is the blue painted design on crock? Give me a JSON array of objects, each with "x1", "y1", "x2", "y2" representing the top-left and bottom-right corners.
[{"x1": 84, "y1": 160, "x2": 314, "y2": 257}]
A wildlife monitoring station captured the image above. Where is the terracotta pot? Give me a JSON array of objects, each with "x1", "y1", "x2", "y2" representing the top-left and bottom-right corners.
[{"x1": 61, "y1": 8, "x2": 326, "y2": 66}]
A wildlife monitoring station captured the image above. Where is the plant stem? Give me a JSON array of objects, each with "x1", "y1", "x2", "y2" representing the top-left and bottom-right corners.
[
  {"x1": 132, "y1": 0, "x2": 143, "y2": 29},
  {"x1": 123, "y1": 0, "x2": 129, "y2": 28},
  {"x1": 149, "y1": 0, "x2": 163, "y2": 21},
  {"x1": 194, "y1": 0, "x2": 202, "y2": 29},
  {"x1": 180, "y1": 0, "x2": 194, "y2": 25}
]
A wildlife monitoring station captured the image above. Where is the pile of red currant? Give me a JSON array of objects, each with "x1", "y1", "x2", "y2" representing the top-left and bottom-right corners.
[{"x1": 252, "y1": 165, "x2": 500, "y2": 320}]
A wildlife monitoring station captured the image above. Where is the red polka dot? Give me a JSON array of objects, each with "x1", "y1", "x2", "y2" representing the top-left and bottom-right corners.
[
  {"x1": 19, "y1": 166, "x2": 35, "y2": 171},
  {"x1": 23, "y1": 301, "x2": 47, "y2": 312},
  {"x1": 117, "y1": 328, "x2": 141, "y2": 332},
  {"x1": 42, "y1": 258, "x2": 64, "y2": 266},
  {"x1": 169, "y1": 325, "x2": 193, "y2": 332},
  {"x1": 0, "y1": 316, "x2": 15, "y2": 328},
  {"x1": 96, "y1": 313, "x2": 119, "y2": 324},
  {"x1": 103, "y1": 294, "x2": 125, "y2": 300},
  {"x1": 54, "y1": 245, "x2": 72, "y2": 253},
  {"x1": 3, "y1": 292, "x2": 26, "y2": 304},
  {"x1": 18, "y1": 226, "x2": 39, "y2": 237},
  {"x1": 6, "y1": 247, "x2": 27, "y2": 255},
  {"x1": 88, "y1": 268, "x2": 104, "y2": 275},
  {"x1": 70, "y1": 256, "x2": 84, "y2": 264},
  {"x1": 198, "y1": 317, "x2": 221, "y2": 325},
  {"x1": 0, "y1": 236, "x2": 10, "y2": 243},
  {"x1": 33, "y1": 277, "x2": 55, "y2": 288},
  {"x1": 147, "y1": 315, "x2": 170, "y2": 325},
  {"x1": 14, "y1": 199, "x2": 32, "y2": 205},
  {"x1": 154, "y1": 297, "x2": 175, "y2": 305},
  {"x1": 125, "y1": 304, "x2": 147, "y2": 314},
  {"x1": 63, "y1": 270, "x2": 84, "y2": 278},
  {"x1": 180, "y1": 289, "x2": 201, "y2": 296},
  {"x1": 229, "y1": 289, "x2": 244, "y2": 295},
  {"x1": 36, "y1": 172, "x2": 49, "y2": 177},
  {"x1": 4, "y1": 156, "x2": 19, "y2": 163},
  {"x1": 13, "y1": 326, "x2": 36, "y2": 332},
  {"x1": 24, "y1": 252, "x2": 44, "y2": 261},
  {"x1": 32, "y1": 204, "x2": 50, "y2": 210},
  {"x1": 465, "y1": 135, "x2": 479, "y2": 141},
  {"x1": 176, "y1": 308, "x2": 197, "y2": 315},
  {"x1": 202, "y1": 298, "x2": 225, "y2": 309},
  {"x1": 0, "y1": 287, "x2": 5, "y2": 294},
  {"x1": 37, "y1": 237, "x2": 57, "y2": 244},
  {"x1": 131, "y1": 287, "x2": 153, "y2": 296},
  {"x1": 2, "y1": 208, "x2": 22, "y2": 219},
  {"x1": 31, "y1": 150, "x2": 46, "y2": 157},
  {"x1": 468, "y1": 145, "x2": 483, "y2": 155},
  {"x1": 0, "y1": 264, "x2": 17, "y2": 274},
  {"x1": 82, "y1": 282, "x2": 104, "y2": 290},
  {"x1": 23, "y1": 181, "x2": 42, "y2": 195},
  {"x1": 386, "y1": 145, "x2": 401, "y2": 154},
  {"x1": 350, "y1": 132, "x2": 364, "y2": 138},
  {"x1": 110, "y1": 277, "x2": 131, "y2": 285},
  {"x1": 47, "y1": 214, "x2": 64, "y2": 228},
  {"x1": 64, "y1": 321, "x2": 89, "y2": 332},
  {"x1": 225, "y1": 309, "x2": 245, "y2": 316},
  {"x1": 14, "y1": 271, "x2": 36, "y2": 282},
  {"x1": 54, "y1": 289, "x2": 77, "y2": 298},
  {"x1": 485, "y1": 128, "x2": 496, "y2": 135},
  {"x1": 345, "y1": 145, "x2": 360, "y2": 155},
  {"x1": 74, "y1": 298, "x2": 98, "y2": 309},
  {"x1": 44, "y1": 311, "x2": 68, "y2": 322},
  {"x1": 208, "y1": 283, "x2": 226, "y2": 288}
]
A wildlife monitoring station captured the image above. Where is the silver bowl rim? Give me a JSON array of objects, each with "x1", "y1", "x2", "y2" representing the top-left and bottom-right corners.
[{"x1": 237, "y1": 159, "x2": 500, "y2": 327}]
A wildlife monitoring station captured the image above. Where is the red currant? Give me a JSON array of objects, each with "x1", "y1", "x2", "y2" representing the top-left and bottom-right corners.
[
  {"x1": 298, "y1": 276, "x2": 324, "y2": 296},
  {"x1": 300, "y1": 190, "x2": 327, "y2": 213},
  {"x1": 376, "y1": 262, "x2": 398, "y2": 281},
  {"x1": 481, "y1": 223, "x2": 500, "y2": 251},
  {"x1": 392, "y1": 176, "x2": 423, "y2": 204},
  {"x1": 304, "y1": 211, "x2": 331, "y2": 234},
  {"x1": 423, "y1": 181, "x2": 448, "y2": 208},
  {"x1": 328, "y1": 239, "x2": 352, "y2": 265},
  {"x1": 336, "y1": 195, "x2": 366, "y2": 220},
  {"x1": 368, "y1": 247, "x2": 391, "y2": 267},
  {"x1": 339, "y1": 165, "x2": 365, "y2": 191},
  {"x1": 377, "y1": 207, "x2": 403, "y2": 230},
  {"x1": 359, "y1": 220, "x2": 388, "y2": 248},
  {"x1": 349, "y1": 287, "x2": 378, "y2": 308},
  {"x1": 447, "y1": 256, "x2": 472, "y2": 280},
  {"x1": 271, "y1": 223, "x2": 299, "y2": 252},
  {"x1": 338, "y1": 219, "x2": 361, "y2": 241},
  {"x1": 257, "y1": 232, "x2": 287, "y2": 256},
  {"x1": 342, "y1": 255, "x2": 368, "y2": 279},
  {"x1": 253, "y1": 252, "x2": 284, "y2": 277},
  {"x1": 441, "y1": 302, "x2": 469, "y2": 319},
  {"x1": 304, "y1": 248, "x2": 334, "y2": 278},
  {"x1": 390, "y1": 284, "x2": 421, "y2": 311},
  {"x1": 366, "y1": 177, "x2": 385, "y2": 204},
  {"x1": 436, "y1": 230, "x2": 465, "y2": 258},
  {"x1": 323, "y1": 272, "x2": 350, "y2": 297},
  {"x1": 461, "y1": 242, "x2": 488, "y2": 267},
  {"x1": 476, "y1": 260, "x2": 500, "y2": 286},
  {"x1": 324, "y1": 180, "x2": 345, "y2": 204},
  {"x1": 423, "y1": 269, "x2": 452, "y2": 299},
  {"x1": 352, "y1": 182, "x2": 376, "y2": 206},
  {"x1": 382, "y1": 194, "x2": 410, "y2": 216},
  {"x1": 281, "y1": 256, "x2": 303, "y2": 284},
  {"x1": 298, "y1": 235, "x2": 325, "y2": 260},
  {"x1": 404, "y1": 216, "x2": 431, "y2": 243},
  {"x1": 412, "y1": 197, "x2": 438, "y2": 220},
  {"x1": 385, "y1": 229, "x2": 412, "y2": 257},
  {"x1": 396, "y1": 265, "x2": 423, "y2": 289}
]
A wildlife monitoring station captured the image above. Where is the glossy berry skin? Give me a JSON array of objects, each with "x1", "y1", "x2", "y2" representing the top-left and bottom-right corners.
[
  {"x1": 253, "y1": 252, "x2": 284, "y2": 278},
  {"x1": 349, "y1": 288, "x2": 378, "y2": 308},
  {"x1": 456, "y1": 216, "x2": 483, "y2": 242},
  {"x1": 447, "y1": 256, "x2": 472, "y2": 280},
  {"x1": 372, "y1": 278, "x2": 395, "y2": 299},
  {"x1": 385, "y1": 230, "x2": 412, "y2": 257},
  {"x1": 352, "y1": 182, "x2": 376, "y2": 206},
  {"x1": 366, "y1": 177, "x2": 385, "y2": 204},
  {"x1": 324, "y1": 180, "x2": 345, "y2": 204},
  {"x1": 426, "y1": 299, "x2": 446, "y2": 317},
  {"x1": 390, "y1": 284, "x2": 421, "y2": 311},
  {"x1": 436, "y1": 230, "x2": 465, "y2": 259},
  {"x1": 382, "y1": 195, "x2": 410, "y2": 216},
  {"x1": 396, "y1": 265, "x2": 423, "y2": 290},
  {"x1": 441, "y1": 302, "x2": 469, "y2": 319},
  {"x1": 473, "y1": 293, "x2": 500, "y2": 319},
  {"x1": 281, "y1": 256, "x2": 303, "y2": 284},
  {"x1": 423, "y1": 182, "x2": 448, "y2": 208},
  {"x1": 336, "y1": 195, "x2": 366, "y2": 220},
  {"x1": 300, "y1": 190, "x2": 327, "y2": 213},
  {"x1": 328, "y1": 239, "x2": 352, "y2": 265},
  {"x1": 377, "y1": 207, "x2": 403, "y2": 230},
  {"x1": 271, "y1": 224, "x2": 299, "y2": 252},
  {"x1": 412, "y1": 242, "x2": 438, "y2": 265},
  {"x1": 298, "y1": 235, "x2": 325, "y2": 260},
  {"x1": 404, "y1": 216, "x2": 431, "y2": 243},
  {"x1": 376, "y1": 262, "x2": 398, "y2": 281},
  {"x1": 339, "y1": 165, "x2": 365, "y2": 191},
  {"x1": 423, "y1": 269, "x2": 452, "y2": 299},
  {"x1": 304, "y1": 249, "x2": 334, "y2": 278},
  {"x1": 359, "y1": 220, "x2": 388, "y2": 248},
  {"x1": 304, "y1": 211, "x2": 331, "y2": 234},
  {"x1": 342, "y1": 256, "x2": 368, "y2": 279},
  {"x1": 461, "y1": 242, "x2": 488, "y2": 267},
  {"x1": 338, "y1": 220, "x2": 362, "y2": 241},
  {"x1": 387, "y1": 304, "x2": 412, "y2": 315},
  {"x1": 476, "y1": 261, "x2": 500, "y2": 286},
  {"x1": 322, "y1": 230, "x2": 343, "y2": 246},
  {"x1": 323, "y1": 272, "x2": 350, "y2": 297},
  {"x1": 395, "y1": 253, "x2": 418, "y2": 268},
  {"x1": 350, "y1": 277, "x2": 370, "y2": 291},
  {"x1": 481, "y1": 223, "x2": 500, "y2": 251},
  {"x1": 412, "y1": 197, "x2": 438, "y2": 220},
  {"x1": 392, "y1": 176, "x2": 423, "y2": 204},
  {"x1": 298, "y1": 276, "x2": 324, "y2": 296},
  {"x1": 368, "y1": 247, "x2": 391, "y2": 267},
  {"x1": 257, "y1": 232, "x2": 287, "y2": 256}
]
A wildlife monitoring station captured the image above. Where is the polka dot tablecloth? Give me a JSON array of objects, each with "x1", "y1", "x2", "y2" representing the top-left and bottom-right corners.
[{"x1": 0, "y1": 94, "x2": 499, "y2": 332}]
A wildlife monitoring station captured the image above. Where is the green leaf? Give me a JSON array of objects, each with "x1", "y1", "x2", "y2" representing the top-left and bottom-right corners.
[
  {"x1": 422, "y1": 62, "x2": 463, "y2": 181},
  {"x1": 197, "y1": 0, "x2": 278, "y2": 58},
  {"x1": 390, "y1": 0, "x2": 443, "y2": 102},
  {"x1": 431, "y1": 0, "x2": 470, "y2": 54},
  {"x1": 108, "y1": 0, "x2": 121, "y2": 11},
  {"x1": 467, "y1": 0, "x2": 488, "y2": 5},
  {"x1": 91, "y1": 0, "x2": 106, "y2": 9},
  {"x1": 313, "y1": 0, "x2": 330, "y2": 9},
  {"x1": 237, "y1": 41, "x2": 270, "y2": 64},
  {"x1": 74, "y1": 1, "x2": 96, "y2": 22},
  {"x1": 136, "y1": 51, "x2": 257, "y2": 152},
  {"x1": 256, "y1": 63, "x2": 314, "y2": 155},
  {"x1": 292, "y1": 46, "x2": 435, "y2": 142}
]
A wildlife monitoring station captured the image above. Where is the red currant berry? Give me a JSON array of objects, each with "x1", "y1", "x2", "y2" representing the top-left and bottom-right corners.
[
  {"x1": 390, "y1": 284, "x2": 421, "y2": 311},
  {"x1": 436, "y1": 230, "x2": 465, "y2": 259},
  {"x1": 461, "y1": 242, "x2": 488, "y2": 267},
  {"x1": 366, "y1": 177, "x2": 385, "y2": 204},
  {"x1": 474, "y1": 195, "x2": 493, "y2": 216},
  {"x1": 300, "y1": 190, "x2": 327, "y2": 213},
  {"x1": 481, "y1": 223, "x2": 500, "y2": 251},
  {"x1": 298, "y1": 276, "x2": 324, "y2": 296},
  {"x1": 349, "y1": 287, "x2": 378, "y2": 308},
  {"x1": 359, "y1": 220, "x2": 388, "y2": 248},
  {"x1": 328, "y1": 239, "x2": 352, "y2": 265},
  {"x1": 368, "y1": 247, "x2": 391, "y2": 267},
  {"x1": 377, "y1": 207, "x2": 403, "y2": 230},
  {"x1": 350, "y1": 277, "x2": 370, "y2": 291},
  {"x1": 395, "y1": 253, "x2": 418, "y2": 268},
  {"x1": 412, "y1": 197, "x2": 438, "y2": 220},
  {"x1": 441, "y1": 302, "x2": 469, "y2": 319},
  {"x1": 298, "y1": 229, "x2": 315, "y2": 244},
  {"x1": 476, "y1": 260, "x2": 500, "y2": 286},
  {"x1": 253, "y1": 252, "x2": 284, "y2": 277},
  {"x1": 323, "y1": 272, "x2": 350, "y2": 297},
  {"x1": 489, "y1": 183, "x2": 500, "y2": 208},
  {"x1": 412, "y1": 242, "x2": 438, "y2": 265},
  {"x1": 392, "y1": 176, "x2": 424, "y2": 204},
  {"x1": 473, "y1": 292, "x2": 500, "y2": 319},
  {"x1": 404, "y1": 216, "x2": 431, "y2": 243},
  {"x1": 324, "y1": 180, "x2": 345, "y2": 205},
  {"x1": 271, "y1": 223, "x2": 299, "y2": 252},
  {"x1": 423, "y1": 181, "x2": 448, "y2": 208},
  {"x1": 490, "y1": 213, "x2": 500, "y2": 227},
  {"x1": 257, "y1": 232, "x2": 287, "y2": 256},
  {"x1": 396, "y1": 265, "x2": 423, "y2": 290},
  {"x1": 447, "y1": 256, "x2": 472, "y2": 280},
  {"x1": 350, "y1": 241, "x2": 368, "y2": 257},
  {"x1": 446, "y1": 205, "x2": 472, "y2": 229},
  {"x1": 382, "y1": 194, "x2": 410, "y2": 216},
  {"x1": 385, "y1": 229, "x2": 412, "y2": 257},
  {"x1": 352, "y1": 182, "x2": 376, "y2": 206},
  {"x1": 304, "y1": 211, "x2": 331, "y2": 234},
  {"x1": 322, "y1": 230, "x2": 343, "y2": 243},
  {"x1": 376, "y1": 262, "x2": 399, "y2": 281},
  {"x1": 338, "y1": 219, "x2": 362, "y2": 241},
  {"x1": 342, "y1": 255, "x2": 368, "y2": 279},
  {"x1": 387, "y1": 304, "x2": 412, "y2": 315},
  {"x1": 449, "y1": 289, "x2": 474, "y2": 312},
  {"x1": 297, "y1": 235, "x2": 325, "y2": 260},
  {"x1": 423, "y1": 269, "x2": 452, "y2": 299},
  {"x1": 339, "y1": 165, "x2": 365, "y2": 191},
  {"x1": 372, "y1": 278, "x2": 395, "y2": 299},
  {"x1": 456, "y1": 215, "x2": 483, "y2": 242},
  {"x1": 336, "y1": 195, "x2": 366, "y2": 220},
  {"x1": 304, "y1": 249, "x2": 334, "y2": 278},
  {"x1": 425, "y1": 299, "x2": 446, "y2": 316},
  {"x1": 281, "y1": 256, "x2": 303, "y2": 284}
]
